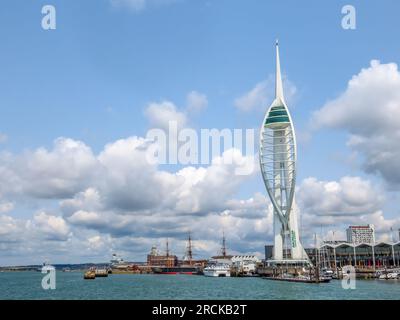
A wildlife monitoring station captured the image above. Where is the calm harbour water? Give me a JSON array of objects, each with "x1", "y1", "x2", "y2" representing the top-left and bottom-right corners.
[{"x1": 1, "y1": 272, "x2": 400, "y2": 300}]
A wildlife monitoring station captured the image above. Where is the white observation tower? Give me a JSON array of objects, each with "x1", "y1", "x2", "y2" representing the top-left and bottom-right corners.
[{"x1": 260, "y1": 41, "x2": 310, "y2": 266}]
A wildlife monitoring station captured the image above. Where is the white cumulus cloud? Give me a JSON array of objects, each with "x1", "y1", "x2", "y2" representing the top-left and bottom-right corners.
[
  {"x1": 312, "y1": 60, "x2": 400, "y2": 187},
  {"x1": 145, "y1": 101, "x2": 187, "y2": 131},
  {"x1": 31, "y1": 212, "x2": 71, "y2": 241}
]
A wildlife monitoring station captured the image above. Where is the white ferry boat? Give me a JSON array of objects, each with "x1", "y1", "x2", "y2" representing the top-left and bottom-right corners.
[{"x1": 203, "y1": 263, "x2": 231, "y2": 277}]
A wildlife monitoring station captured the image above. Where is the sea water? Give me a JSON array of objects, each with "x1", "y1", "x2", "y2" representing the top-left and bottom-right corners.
[{"x1": 1, "y1": 272, "x2": 400, "y2": 300}]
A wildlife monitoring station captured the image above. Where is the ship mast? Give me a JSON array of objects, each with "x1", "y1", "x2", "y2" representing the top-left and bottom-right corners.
[
  {"x1": 166, "y1": 238, "x2": 170, "y2": 257},
  {"x1": 186, "y1": 232, "x2": 193, "y2": 265},
  {"x1": 221, "y1": 232, "x2": 227, "y2": 258},
  {"x1": 314, "y1": 233, "x2": 320, "y2": 282}
]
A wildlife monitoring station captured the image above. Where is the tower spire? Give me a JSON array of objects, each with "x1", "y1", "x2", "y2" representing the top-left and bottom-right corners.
[{"x1": 275, "y1": 39, "x2": 284, "y2": 101}]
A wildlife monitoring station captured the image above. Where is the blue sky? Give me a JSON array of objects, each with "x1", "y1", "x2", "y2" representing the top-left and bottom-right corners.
[
  {"x1": 1, "y1": 0, "x2": 400, "y2": 265},
  {"x1": 1, "y1": 0, "x2": 398, "y2": 151}
]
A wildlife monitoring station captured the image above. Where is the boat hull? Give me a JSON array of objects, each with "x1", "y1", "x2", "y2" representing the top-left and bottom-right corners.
[
  {"x1": 203, "y1": 270, "x2": 231, "y2": 277},
  {"x1": 152, "y1": 267, "x2": 200, "y2": 275},
  {"x1": 84, "y1": 272, "x2": 96, "y2": 280},
  {"x1": 263, "y1": 276, "x2": 331, "y2": 283}
]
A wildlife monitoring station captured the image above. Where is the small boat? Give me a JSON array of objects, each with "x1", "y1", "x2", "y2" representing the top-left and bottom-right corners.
[
  {"x1": 321, "y1": 268, "x2": 334, "y2": 279},
  {"x1": 95, "y1": 268, "x2": 109, "y2": 277},
  {"x1": 387, "y1": 272, "x2": 399, "y2": 279},
  {"x1": 84, "y1": 271, "x2": 96, "y2": 280},
  {"x1": 379, "y1": 272, "x2": 399, "y2": 280},
  {"x1": 84, "y1": 267, "x2": 96, "y2": 280},
  {"x1": 203, "y1": 263, "x2": 231, "y2": 277}
]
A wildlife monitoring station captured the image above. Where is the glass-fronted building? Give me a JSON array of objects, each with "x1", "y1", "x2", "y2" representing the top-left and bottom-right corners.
[{"x1": 305, "y1": 241, "x2": 400, "y2": 270}]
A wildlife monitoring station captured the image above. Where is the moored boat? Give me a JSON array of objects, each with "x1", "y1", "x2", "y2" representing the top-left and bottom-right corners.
[
  {"x1": 264, "y1": 276, "x2": 331, "y2": 283},
  {"x1": 95, "y1": 268, "x2": 109, "y2": 277},
  {"x1": 152, "y1": 266, "x2": 200, "y2": 275},
  {"x1": 379, "y1": 272, "x2": 399, "y2": 280},
  {"x1": 84, "y1": 271, "x2": 96, "y2": 280},
  {"x1": 263, "y1": 273, "x2": 331, "y2": 283},
  {"x1": 84, "y1": 267, "x2": 96, "y2": 280},
  {"x1": 203, "y1": 263, "x2": 231, "y2": 277}
]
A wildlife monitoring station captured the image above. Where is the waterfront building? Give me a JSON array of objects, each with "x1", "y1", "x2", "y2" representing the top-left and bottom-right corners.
[
  {"x1": 304, "y1": 241, "x2": 400, "y2": 270},
  {"x1": 147, "y1": 253, "x2": 177, "y2": 267},
  {"x1": 264, "y1": 245, "x2": 273, "y2": 261},
  {"x1": 231, "y1": 255, "x2": 261, "y2": 275},
  {"x1": 259, "y1": 41, "x2": 309, "y2": 266},
  {"x1": 346, "y1": 225, "x2": 375, "y2": 244},
  {"x1": 146, "y1": 244, "x2": 178, "y2": 267},
  {"x1": 210, "y1": 257, "x2": 232, "y2": 265},
  {"x1": 322, "y1": 240, "x2": 348, "y2": 245}
]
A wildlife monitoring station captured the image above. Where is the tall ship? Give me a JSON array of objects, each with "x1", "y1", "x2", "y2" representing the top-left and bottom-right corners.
[
  {"x1": 149, "y1": 235, "x2": 202, "y2": 275},
  {"x1": 204, "y1": 233, "x2": 232, "y2": 277}
]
